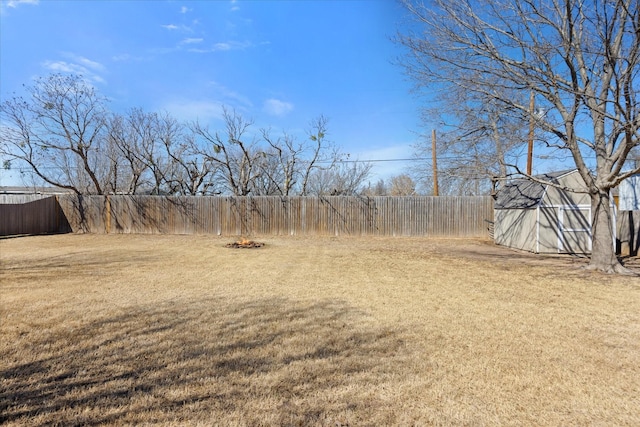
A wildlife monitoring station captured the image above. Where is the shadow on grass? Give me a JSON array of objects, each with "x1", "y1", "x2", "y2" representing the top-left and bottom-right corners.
[
  {"x1": 3, "y1": 248, "x2": 159, "y2": 279},
  {"x1": 457, "y1": 244, "x2": 640, "y2": 275},
  {"x1": 1, "y1": 297, "x2": 407, "y2": 426}
]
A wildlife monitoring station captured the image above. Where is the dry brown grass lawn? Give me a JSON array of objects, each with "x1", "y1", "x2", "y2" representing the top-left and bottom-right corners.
[{"x1": 1, "y1": 234, "x2": 639, "y2": 426}]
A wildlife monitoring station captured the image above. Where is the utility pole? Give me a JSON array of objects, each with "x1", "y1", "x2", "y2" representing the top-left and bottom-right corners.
[
  {"x1": 432, "y1": 129, "x2": 439, "y2": 196},
  {"x1": 527, "y1": 91, "x2": 535, "y2": 175}
]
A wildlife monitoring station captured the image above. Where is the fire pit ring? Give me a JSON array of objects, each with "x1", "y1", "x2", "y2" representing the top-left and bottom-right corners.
[{"x1": 225, "y1": 238, "x2": 265, "y2": 249}]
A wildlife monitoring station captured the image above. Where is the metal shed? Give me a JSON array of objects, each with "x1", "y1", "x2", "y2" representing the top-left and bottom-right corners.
[
  {"x1": 494, "y1": 170, "x2": 593, "y2": 254},
  {"x1": 616, "y1": 174, "x2": 640, "y2": 255}
]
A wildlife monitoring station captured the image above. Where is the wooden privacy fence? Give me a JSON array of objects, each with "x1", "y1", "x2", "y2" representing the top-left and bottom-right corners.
[
  {"x1": 1, "y1": 195, "x2": 495, "y2": 237},
  {"x1": 0, "y1": 196, "x2": 70, "y2": 236}
]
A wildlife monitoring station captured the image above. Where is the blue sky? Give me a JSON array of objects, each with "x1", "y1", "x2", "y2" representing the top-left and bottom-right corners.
[{"x1": 0, "y1": 0, "x2": 423, "y2": 186}]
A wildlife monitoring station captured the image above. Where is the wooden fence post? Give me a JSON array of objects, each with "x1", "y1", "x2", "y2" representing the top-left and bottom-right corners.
[
  {"x1": 105, "y1": 195, "x2": 111, "y2": 234},
  {"x1": 55, "y1": 195, "x2": 60, "y2": 232}
]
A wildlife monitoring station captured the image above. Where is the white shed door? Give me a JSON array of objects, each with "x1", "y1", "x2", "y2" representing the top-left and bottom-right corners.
[{"x1": 558, "y1": 207, "x2": 592, "y2": 253}]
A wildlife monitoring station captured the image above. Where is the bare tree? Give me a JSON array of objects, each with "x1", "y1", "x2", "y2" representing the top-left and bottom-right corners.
[
  {"x1": 362, "y1": 179, "x2": 389, "y2": 196},
  {"x1": 108, "y1": 108, "x2": 173, "y2": 195},
  {"x1": 157, "y1": 115, "x2": 217, "y2": 196},
  {"x1": 191, "y1": 108, "x2": 264, "y2": 196},
  {"x1": 300, "y1": 115, "x2": 337, "y2": 196},
  {"x1": 191, "y1": 110, "x2": 343, "y2": 196},
  {"x1": 257, "y1": 115, "x2": 339, "y2": 196},
  {"x1": 306, "y1": 158, "x2": 373, "y2": 196},
  {"x1": 398, "y1": 0, "x2": 640, "y2": 274},
  {"x1": 259, "y1": 129, "x2": 302, "y2": 196},
  {"x1": 414, "y1": 83, "x2": 529, "y2": 195},
  {"x1": 389, "y1": 174, "x2": 417, "y2": 196},
  {"x1": 1, "y1": 74, "x2": 110, "y2": 194},
  {"x1": 142, "y1": 111, "x2": 184, "y2": 195},
  {"x1": 1, "y1": 75, "x2": 355, "y2": 198},
  {"x1": 106, "y1": 109, "x2": 152, "y2": 194}
]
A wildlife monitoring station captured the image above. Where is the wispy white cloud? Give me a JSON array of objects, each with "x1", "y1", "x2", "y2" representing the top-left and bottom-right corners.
[
  {"x1": 163, "y1": 81, "x2": 253, "y2": 123},
  {"x1": 263, "y1": 99, "x2": 294, "y2": 117},
  {"x1": 212, "y1": 42, "x2": 233, "y2": 51},
  {"x1": 207, "y1": 81, "x2": 253, "y2": 109},
  {"x1": 70, "y1": 54, "x2": 105, "y2": 72},
  {"x1": 214, "y1": 40, "x2": 252, "y2": 51},
  {"x1": 187, "y1": 40, "x2": 253, "y2": 54},
  {"x1": 180, "y1": 6, "x2": 191, "y2": 14},
  {"x1": 5, "y1": 0, "x2": 39, "y2": 8},
  {"x1": 163, "y1": 100, "x2": 226, "y2": 122},
  {"x1": 112, "y1": 53, "x2": 148, "y2": 62},
  {"x1": 1, "y1": 0, "x2": 37, "y2": 14},
  {"x1": 42, "y1": 61, "x2": 106, "y2": 84},
  {"x1": 42, "y1": 54, "x2": 106, "y2": 84},
  {"x1": 187, "y1": 39, "x2": 270, "y2": 54},
  {"x1": 181, "y1": 38, "x2": 203, "y2": 45},
  {"x1": 162, "y1": 22, "x2": 196, "y2": 33}
]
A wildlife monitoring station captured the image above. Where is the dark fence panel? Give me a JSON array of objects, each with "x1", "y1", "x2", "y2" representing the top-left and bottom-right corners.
[{"x1": 0, "y1": 196, "x2": 70, "y2": 236}]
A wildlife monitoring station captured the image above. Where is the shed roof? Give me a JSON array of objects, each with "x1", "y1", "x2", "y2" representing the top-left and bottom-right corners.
[{"x1": 494, "y1": 170, "x2": 576, "y2": 209}]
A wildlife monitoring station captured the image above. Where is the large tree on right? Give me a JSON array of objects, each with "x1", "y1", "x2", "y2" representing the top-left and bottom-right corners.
[{"x1": 398, "y1": 0, "x2": 640, "y2": 274}]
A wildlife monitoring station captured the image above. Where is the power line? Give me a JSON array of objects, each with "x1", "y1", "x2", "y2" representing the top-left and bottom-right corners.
[
  {"x1": 320, "y1": 154, "x2": 598, "y2": 164},
  {"x1": 317, "y1": 157, "x2": 430, "y2": 164},
  {"x1": 1, "y1": 153, "x2": 601, "y2": 171}
]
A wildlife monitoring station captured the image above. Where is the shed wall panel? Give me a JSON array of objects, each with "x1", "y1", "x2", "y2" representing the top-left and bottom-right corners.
[
  {"x1": 537, "y1": 207, "x2": 560, "y2": 253},
  {"x1": 494, "y1": 209, "x2": 537, "y2": 252},
  {"x1": 541, "y1": 172, "x2": 590, "y2": 206}
]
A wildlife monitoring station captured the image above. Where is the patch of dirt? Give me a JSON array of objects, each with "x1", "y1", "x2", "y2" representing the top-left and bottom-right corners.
[
  {"x1": 425, "y1": 237, "x2": 640, "y2": 274},
  {"x1": 225, "y1": 239, "x2": 265, "y2": 249}
]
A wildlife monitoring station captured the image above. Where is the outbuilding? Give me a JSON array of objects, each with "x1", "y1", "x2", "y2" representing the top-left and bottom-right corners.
[
  {"x1": 616, "y1": 174, "x2": 640, "y2": 256},
  {"x1": 493, "y1": 170, "x2": 593, "y2": 254}
]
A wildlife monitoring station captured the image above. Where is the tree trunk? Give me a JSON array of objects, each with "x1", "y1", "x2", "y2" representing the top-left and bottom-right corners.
[{"x1": 588, "y1": 191, "x2": 633, "y2": 274}]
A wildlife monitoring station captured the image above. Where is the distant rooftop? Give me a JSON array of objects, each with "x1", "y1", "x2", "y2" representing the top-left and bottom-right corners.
[{"x1": 0, "y1": 186, "x2": 73, "y2": 195}]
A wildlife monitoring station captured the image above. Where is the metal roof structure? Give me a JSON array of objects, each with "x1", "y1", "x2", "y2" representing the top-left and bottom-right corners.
[{"x1": 494, "y1": 170, "x2": 577, "y2": 209}]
